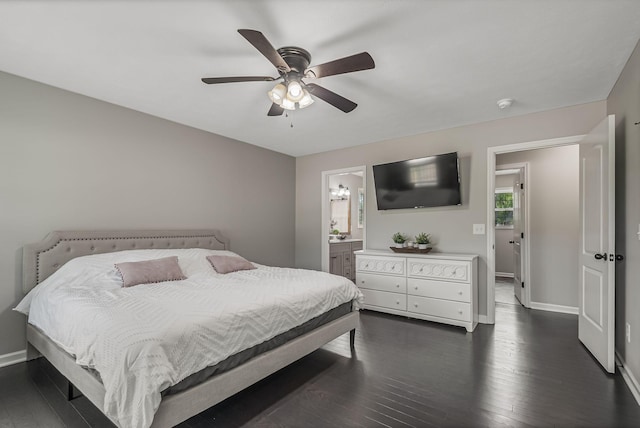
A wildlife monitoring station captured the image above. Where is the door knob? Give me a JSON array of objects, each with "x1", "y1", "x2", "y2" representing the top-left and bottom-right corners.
[
  {"x1": 616, "y1": 254, "x2": 625, "y2": 261},
  {"x1": 509, "y1": 240, "x2": 515, "y2": 244},
  {"x1": 594, "y1": 253, "x2": 607, "y2": 260}
]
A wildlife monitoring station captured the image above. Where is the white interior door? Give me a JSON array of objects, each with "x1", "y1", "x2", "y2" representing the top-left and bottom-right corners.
[
  {"x1": 578, "y1": 115, "x2": 615, "y2": 373},
  {"x1": 512, "y1": 169, "x2": 525, "y2": 305}
]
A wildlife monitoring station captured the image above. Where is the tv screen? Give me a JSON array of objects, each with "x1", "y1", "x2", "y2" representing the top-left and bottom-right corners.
[{"x1": 373, "y1": 152, "x2": 461, "y2": 210}]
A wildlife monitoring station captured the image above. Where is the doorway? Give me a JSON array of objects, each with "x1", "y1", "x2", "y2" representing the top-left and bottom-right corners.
[
  {"x1": 488, "y1": 116, "x2": 617, "y2": 374},
  {"x1": 486, "y1": 135, "x2": 583, "y2": 324},
  {"x1": 494, "y1": 165, "x2": 529, "y2": 307},
  {"x1": 321, "y1": 166, "x2": 366, "y2": 273}
]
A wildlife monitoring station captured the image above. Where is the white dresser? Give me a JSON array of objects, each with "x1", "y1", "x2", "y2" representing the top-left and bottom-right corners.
[{"x1": 355, "y1": 250, "x2": 478, "y2": 332}]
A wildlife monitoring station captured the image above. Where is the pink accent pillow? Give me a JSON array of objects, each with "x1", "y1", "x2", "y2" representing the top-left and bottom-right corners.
[
  {"x1": 206, "y1": 255, "x2": 256, "y2": 274},
  {"x1": 115, "y1": 256, "x2": 186, "y2": 287}
]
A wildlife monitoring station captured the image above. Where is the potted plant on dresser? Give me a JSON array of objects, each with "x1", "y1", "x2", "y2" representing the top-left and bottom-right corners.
[
  {"x1": 415, "y1": 232, "x2": 431, "y2": 250},
  {"x1": 392, "y1": 232, "x2": 407, "y2": 248}
]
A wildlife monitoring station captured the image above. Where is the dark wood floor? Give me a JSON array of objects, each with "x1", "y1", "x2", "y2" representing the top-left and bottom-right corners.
[{"x1": 2, "y1": 304, "x2": 639, "y2": 427}]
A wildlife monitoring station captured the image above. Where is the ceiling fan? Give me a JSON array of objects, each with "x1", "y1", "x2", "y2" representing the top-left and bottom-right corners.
[{"x1": 201, "y1": 29, "x2": 375, "y2": 116}]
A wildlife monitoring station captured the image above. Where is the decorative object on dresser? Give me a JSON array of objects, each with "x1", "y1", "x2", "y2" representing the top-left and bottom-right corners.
[
  {"x1": 414, "y1": 232, "x2": 431, "y2": 250},
  {"x1": 355, "y1": 249, "x2": 478, "y2": 332},
  {"x1": 389, "y1": 246, "x2": 432, "y2": 254},
  {"x1": 330, "y1": 240, "x2": 363, "y2": 281},
  {"x1": 391, "y1": 232, "x2": 407, "y2": 248}
]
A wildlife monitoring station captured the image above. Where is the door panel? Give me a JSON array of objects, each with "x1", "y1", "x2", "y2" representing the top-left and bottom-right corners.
[
  {"x1": 582, "y1": 266, "x2": 604, "y2": 330},
  {"x1": 578, "y1": 115, "x2": 615, "y2": 373}
]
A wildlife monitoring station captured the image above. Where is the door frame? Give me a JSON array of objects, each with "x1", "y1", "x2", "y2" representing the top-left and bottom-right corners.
[
  {"x1": 321, "y1": 165, "x2": 366, "y2": 273},
  {"x1": 495, "y1": 162, "x2": 531, "y2": 308},
  {"x1": 486, "y1": 135, "x2": 583, "y2": 324}
]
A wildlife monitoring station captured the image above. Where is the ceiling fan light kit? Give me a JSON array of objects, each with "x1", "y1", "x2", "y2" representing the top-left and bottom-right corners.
[
  {"x1": 202, "y1": 29, "x2": 375, "y2": 116},
  {"x1": 268, "y1": 80, "x2": 313, "y2": 110}
]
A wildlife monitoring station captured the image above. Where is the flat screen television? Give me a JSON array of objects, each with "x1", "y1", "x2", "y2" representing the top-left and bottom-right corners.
[{"x1": 373, "y1": 152, "x2": 461, "y2": 210}]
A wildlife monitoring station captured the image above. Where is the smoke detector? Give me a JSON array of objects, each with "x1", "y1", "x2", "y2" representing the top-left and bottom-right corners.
[{"x1": 497, "y1": 98, "x2": 514, "y2": 109}]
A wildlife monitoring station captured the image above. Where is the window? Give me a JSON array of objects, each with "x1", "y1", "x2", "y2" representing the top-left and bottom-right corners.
[{"x1": 495, "y1": 188, "x2": 514, "y2": 227}]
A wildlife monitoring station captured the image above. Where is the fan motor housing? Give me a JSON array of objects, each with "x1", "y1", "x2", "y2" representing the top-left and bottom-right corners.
[{"x1": 277, "y1": 46, "x2": 311, "y2": 74}]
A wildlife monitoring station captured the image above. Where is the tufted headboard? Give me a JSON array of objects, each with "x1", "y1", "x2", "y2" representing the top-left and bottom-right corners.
[{"x1": 22, "y1": 229, "x2": 230, "y2": 293}]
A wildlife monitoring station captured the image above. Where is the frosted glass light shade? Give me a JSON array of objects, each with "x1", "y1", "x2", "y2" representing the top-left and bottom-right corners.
[
  {"x1": 281, "y1": 98, "x2": 296, "y2": 110},
  {"x1": 286, "y1": 81, "x2": 303, "y2": 101},
  {"x1": 268, "y1": 83, "x2": 286, "y2": 105},
  {"x1": 298, "y1": 90, "x2": 314, "y2": 108}
]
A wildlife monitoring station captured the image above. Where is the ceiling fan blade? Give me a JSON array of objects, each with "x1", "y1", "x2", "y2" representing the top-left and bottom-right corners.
[
  {"x1": 306, "y1": 83, "x2": 357, "y2": 113},
  {"x1": 267, "y1": 103, "x2": 284, "y2": 116},
  {"x1": 201, "y1": 76, "x2": 276, "y2": 84},
  {"x1": 305, "y1": 52, "x2": 375, "y2": 78},
  {"x1": 237, "y1": 29, "x2": 291, "y2": 73}
]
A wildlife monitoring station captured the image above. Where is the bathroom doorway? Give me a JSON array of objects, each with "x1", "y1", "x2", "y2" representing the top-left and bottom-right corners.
[{"x1": 321, "y1": 166, "x2": 366, "y2": 274}]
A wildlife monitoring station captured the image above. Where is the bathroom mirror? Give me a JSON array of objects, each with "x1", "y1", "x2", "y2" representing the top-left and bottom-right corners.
[{"x1": 330, "y1": 197, "x2": 351, "y2": 235}]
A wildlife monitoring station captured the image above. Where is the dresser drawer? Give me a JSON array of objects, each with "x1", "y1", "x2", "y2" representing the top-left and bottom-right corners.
[
  {"x1": 407, "y1": 295, "x2": 471, "y2": 322},
  {"x1": 357, "y1": 272, "x2": 406, "y2": 293},
  {"x1": 356, "y1": 255, "x2": 405, "y2": 276},
  {"x1": 362, "y1": 289, "x2": 407, "y2": 311},
  {"x1": 407, "y1": 258, "x2": 470, "y2": 283},
  {"x1": 407, "y1": 278, "x2": 470, "y2": 303}
]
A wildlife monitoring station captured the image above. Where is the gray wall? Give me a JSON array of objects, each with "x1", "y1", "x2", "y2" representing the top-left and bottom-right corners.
[
  {"x1": 607, "y1": 39, "x2": 640, "y2": 387},
  {"x1": 328, "y1": 173, "x2": 363, "y2": 239},
  {"x1": 498, "y1": 145, "x2": 580, "y2": 308},
  {"x1": 494, "y1": 173, "x2": 517, "y2": 275},
  {"x1": 0, "y1": 71, "x2": 295, "y2": 356},
  {"x1": 295, "y1": 101, "x2": 606, "y2": 318}
]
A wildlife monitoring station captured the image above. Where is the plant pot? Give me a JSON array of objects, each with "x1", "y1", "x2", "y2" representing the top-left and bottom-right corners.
[
  {"x1": 395, "y1": 243, "x2": 405, "y2": 248},
  {"x1": 418, "y1": 244, "x2": 428, "y2": 250}
]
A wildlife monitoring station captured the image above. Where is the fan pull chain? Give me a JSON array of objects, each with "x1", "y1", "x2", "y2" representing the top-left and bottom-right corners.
[{"x1": 285, "y1": 112, "x2": 293, "y2": 128}]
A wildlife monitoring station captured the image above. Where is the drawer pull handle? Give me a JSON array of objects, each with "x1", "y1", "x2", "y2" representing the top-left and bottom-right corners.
[
  {"x1": 361, "y1": 280, "x2": 365, "y2": 284},
  {"x1": 419, "y1": 268, "x2": 423, "y2": 272},
  {"x1": 414, "y1": 304, "x2": 418, "y2": 308},
  {"x1": 414, "y1": 286, "x2": 418, "y2": 290},
  {"x1": 458, "y1": 310, "x2": 463, "y2": 314},
  {"x1": 396, "y1": 284, "x2": 400, "y2": 288},
  {"x1": 458, "y1": 291, "x2": 463, "y2": 295},
  {"x1": 396, "y1": 301, "x2": 400, "y2": 305}
]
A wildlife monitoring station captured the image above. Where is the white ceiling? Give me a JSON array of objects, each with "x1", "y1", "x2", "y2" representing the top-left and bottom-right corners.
[{"x1": 1, "y1": 1, "x2": 639, "y2": 157}]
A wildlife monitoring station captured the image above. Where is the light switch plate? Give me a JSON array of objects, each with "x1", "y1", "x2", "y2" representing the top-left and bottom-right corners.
[{"x1": 473, "y1": 224, "x2": 486, "y2": 235}]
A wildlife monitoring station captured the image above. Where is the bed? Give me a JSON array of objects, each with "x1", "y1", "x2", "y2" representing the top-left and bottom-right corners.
[{"x1": 17, "y1": 229, "x2": 361, "y2": 428}]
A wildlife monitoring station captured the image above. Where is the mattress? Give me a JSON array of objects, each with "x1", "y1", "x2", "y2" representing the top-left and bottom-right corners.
[
  {"x1": 163, "y1": 300, "x2": 352, "y2": 396},
  {"x1": 15, "y1": 248, "x2": 363, "y2": 428}
]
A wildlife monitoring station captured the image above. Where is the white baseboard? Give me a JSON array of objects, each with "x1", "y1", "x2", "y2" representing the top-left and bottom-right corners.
[
  {"x1": 0, "y1": 350, "x2": 27, "y2": 368},
  {"x1": 530, "y1": 302, "x2": 578, "y2": 315},
  {"x1": 616, "y1": 351, "x2": 640, "y2": 406},
  {"x1": 495, "y1": 272, "x2": 514, "y2": 278}
]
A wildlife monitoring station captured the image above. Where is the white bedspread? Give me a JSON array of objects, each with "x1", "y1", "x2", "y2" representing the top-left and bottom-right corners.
[{"x1": 15, "y1": 248, "x2": 363, "y2": 428}]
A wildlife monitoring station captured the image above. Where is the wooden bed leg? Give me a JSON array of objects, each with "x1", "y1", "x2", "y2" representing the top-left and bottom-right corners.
[
  {"x1": 349, "y1": 329, "x2": 356, "y2": 349},
  {"x1": 67, "y1": 381, "x2": 81, "y2": 401}
]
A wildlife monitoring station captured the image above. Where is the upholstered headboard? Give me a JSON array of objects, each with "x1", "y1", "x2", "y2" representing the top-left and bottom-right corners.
[{"x1": 22, "y1": 229, "x2": 230, "y2": 293}]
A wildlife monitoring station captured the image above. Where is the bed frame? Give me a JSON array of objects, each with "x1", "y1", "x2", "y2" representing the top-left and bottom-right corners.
[{"x1": 22, "y1": 229, "x2": 359, "y2": 428}]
